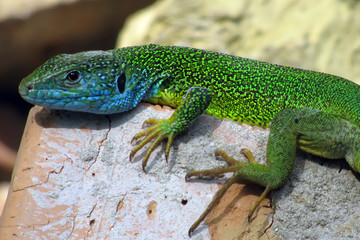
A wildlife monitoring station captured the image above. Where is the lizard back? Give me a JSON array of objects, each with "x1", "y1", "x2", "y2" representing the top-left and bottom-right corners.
[{"x1": 115, "y1": 44, "x2": 360, "y2": 127}]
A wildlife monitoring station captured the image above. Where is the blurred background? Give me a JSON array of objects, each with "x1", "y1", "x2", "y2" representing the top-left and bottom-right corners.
[{"x1": 0, "y1": 0, "x2": 359, "y2": 220}]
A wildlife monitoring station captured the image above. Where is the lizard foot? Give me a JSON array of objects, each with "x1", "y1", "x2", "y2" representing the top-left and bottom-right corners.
[
  {"x1": 185, "y1": 148, "x2": 255, "y2": 180},
  {"x1": 186, "y1": 148, "x2": 270, "y2": 237},
  {"x1": 129, "y1": 117, "x2": 176, "y2": 172}
]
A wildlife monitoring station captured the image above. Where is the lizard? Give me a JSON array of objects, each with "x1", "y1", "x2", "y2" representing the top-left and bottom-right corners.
[{"x1": 18, "y1": 44, "x2": 360, "y2": 236}]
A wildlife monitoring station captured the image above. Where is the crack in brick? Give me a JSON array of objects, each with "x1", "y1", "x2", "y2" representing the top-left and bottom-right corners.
[
  {"x1": 0, "y1": 219, "x2": 50, "y2": 229},
  {"x1": 115, "y1": 195, "x2": 126, "y2": 214},
  {"x1": 86, "y1": 116, "x2": 112, "y2": 172},
  {"x1": 12, "y1": 164, "x2": 65, "y2": 192},
  {"x1": 262, "y1": 209, "x2": 274, "y2": 239},
  {"x1": 110, "y1": 194, "x2": 127, "y2": 230},
  {"x1": 67, "y1": 214, "x2": 77, "y2": 238},
  {"x1": 87, "y1": 204, "x2": 97, "y2": 219},
  {"x1": 83, "y1": 204, "x2": 98, "y2": 239},
  {"x1": 85, "y1": 211, "x2": 97, "y2": 239}
]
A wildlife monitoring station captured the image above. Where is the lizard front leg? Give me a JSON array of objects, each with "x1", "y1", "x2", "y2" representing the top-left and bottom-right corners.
[{"x1": 129, "y1": 87, "x2": 212, "y2": 171}]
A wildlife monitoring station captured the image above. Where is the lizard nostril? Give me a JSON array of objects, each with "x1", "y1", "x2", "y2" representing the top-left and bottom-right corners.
[{"x1": 27, "y1": 82, "x2": 34, "y2": 91}]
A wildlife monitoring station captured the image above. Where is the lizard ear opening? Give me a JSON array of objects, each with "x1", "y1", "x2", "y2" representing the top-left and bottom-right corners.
[{"x1": 117, "y1": 72, "x2": 126, "y2": 94}]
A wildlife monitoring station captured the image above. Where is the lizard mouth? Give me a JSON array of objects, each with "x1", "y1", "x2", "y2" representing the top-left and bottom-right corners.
[
  {"x1": 19, "y1": 84, "x2": 111, "y2": 113},
  {"x1": 19, "y1": 77, "x2": 112, "y2": 101},
  {"x1": 19, "y1": 84, "x2": 111, "y2": 101}
]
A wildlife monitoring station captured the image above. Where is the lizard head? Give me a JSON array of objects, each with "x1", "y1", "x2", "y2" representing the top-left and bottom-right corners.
[{"x1": 19, "y1": 50, "x2": 156, "y2": 114}]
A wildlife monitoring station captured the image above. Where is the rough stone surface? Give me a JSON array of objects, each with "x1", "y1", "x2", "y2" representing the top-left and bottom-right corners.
[
  {"x1": 1, "y1": 106, "x2": 274, "y2": 239},
  {"x1": 271, "y1": 156, "x2": 360, "y2": 240}
]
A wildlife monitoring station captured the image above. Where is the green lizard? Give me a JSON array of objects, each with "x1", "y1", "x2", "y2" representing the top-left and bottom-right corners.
[{"x1": 19, "y1": 44, "x2": 360, "y2": 236}]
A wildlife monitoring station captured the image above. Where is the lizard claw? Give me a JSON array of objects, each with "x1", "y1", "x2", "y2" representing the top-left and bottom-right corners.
[{"x1": 129, "y1": 118, "x2": 176, "y2": 171}]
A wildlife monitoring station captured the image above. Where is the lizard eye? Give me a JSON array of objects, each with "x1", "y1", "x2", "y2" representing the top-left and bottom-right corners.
[{"x1": 66, "y1": 71, "x2": 81, "y2": 82}]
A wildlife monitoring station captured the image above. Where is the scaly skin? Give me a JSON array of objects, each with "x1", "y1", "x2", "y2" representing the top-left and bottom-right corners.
[{"x1": 19, "y1": 44, "x2": 360, "y2": 236}]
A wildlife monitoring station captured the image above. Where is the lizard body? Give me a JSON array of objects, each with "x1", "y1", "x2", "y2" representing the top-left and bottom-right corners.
[{"x1": 19, "y1": 44, "x2": 360, "y2": 235}]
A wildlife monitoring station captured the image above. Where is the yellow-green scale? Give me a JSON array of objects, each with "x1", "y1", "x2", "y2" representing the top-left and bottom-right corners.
[{"x1": 115, "y1": 44, "x2": 360, "y2": 128}]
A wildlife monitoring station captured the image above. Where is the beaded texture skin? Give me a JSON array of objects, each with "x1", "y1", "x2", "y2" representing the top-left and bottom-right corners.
[{"x1": 19, "y1": 44, "x2": 360, "y2": 235}]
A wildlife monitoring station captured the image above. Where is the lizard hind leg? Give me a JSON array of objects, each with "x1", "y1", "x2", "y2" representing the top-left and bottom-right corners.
[
  {"x1": 186, "y1": 148, "x2": 272, "y2": 236},
  {"x1": 216, "y1": 148, "x2": 271, "y2": 220}
]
